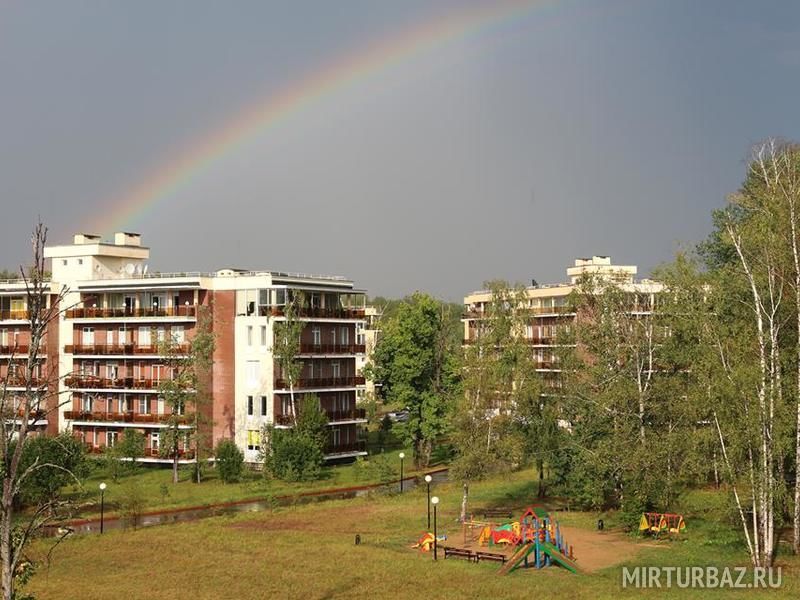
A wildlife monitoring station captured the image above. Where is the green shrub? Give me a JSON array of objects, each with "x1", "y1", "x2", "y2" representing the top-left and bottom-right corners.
[
  {"x1": 16, "y1": 433, "x2": 88, "y2": 506},
  {"x1": 216, "y1": 439, "x2": 244, "y2": 483}
]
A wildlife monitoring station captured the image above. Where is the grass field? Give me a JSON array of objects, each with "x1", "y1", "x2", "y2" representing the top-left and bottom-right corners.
[
  {"x1": 59, "y1": 443, "x2": 424, "y2": 521},
  {"x1": 27, "y1": 470, "x2": 800, "y2": 599}
]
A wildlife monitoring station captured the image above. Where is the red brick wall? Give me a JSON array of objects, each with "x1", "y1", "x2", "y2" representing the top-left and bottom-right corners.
[{"x1": 209, "y1": 290, "x2": 235, "y2": 445}]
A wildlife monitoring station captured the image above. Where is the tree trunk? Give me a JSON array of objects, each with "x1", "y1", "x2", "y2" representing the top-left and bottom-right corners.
[{"x1": 460, "y1": 482, "x2": 469, "y2": 523}]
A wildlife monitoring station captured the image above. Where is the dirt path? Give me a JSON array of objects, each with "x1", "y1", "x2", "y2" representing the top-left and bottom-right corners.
[{"x1": 558, "y1": 525, "x2": 647, "y2": 572}]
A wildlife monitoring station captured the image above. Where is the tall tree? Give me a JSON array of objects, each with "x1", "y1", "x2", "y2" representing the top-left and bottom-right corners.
[
  {"x1": 158, "y1": 306, "x2": 215, "y2": 484},
  {"x1": 0, "y1": 224, "x2": 72, "y2": 600},
  {"x1": 453, "y1": 282, "x2": 539, "y2": 519},
  {"x1": 273, "y1": 293, "x2": 305, "y2": 424},
  {"x1": 366, "y1": 293, "x2": 458, "y2": 468}
]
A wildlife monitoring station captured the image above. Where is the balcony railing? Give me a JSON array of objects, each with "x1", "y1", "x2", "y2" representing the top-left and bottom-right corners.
[
  {"x1": 65, "y1": 376, "x2": 173, "y2": 390},
  {"x1": 65, "y1": 305, "x2": 198, "y2": 319},
  {"x1": 84, "y1": 444, "x2": 195, "y2": 459},
  {"x1": 274, "y1": 407, "x2": 366, "y2": 426},
  {"x1": 65, "y1": 410, "x2": 190, "y2": 424},
  {"x1": 463, "y1": 307, "x2": 573, "y2": 320},
  {"x1": 64, "y1": 343, "x2": 190, "y2": 355},
  {"x1": 326, "y1": 408, "x2": 367, "y2": 422},
  {"x1": 298, "y1": 343, "x2": 365, "y2": 355},
  {"x1": 0, "y1": 376, "x2": 47, "y2": 388},
  {"x1": 0, "y1": 345, "x2": 30, "y2": 354},
  {"x1": 324, "y1": 440, "x2": 367, "y2": 455},
  {"x1": 274, "y1": 376, "x2": 365, "y2": 390},
  {"x1": 264, "y1": 306, "x2": 365, "y2": 319},
  {"x1": 0, "y1": 311, "x2": 28, "y2": 321}
]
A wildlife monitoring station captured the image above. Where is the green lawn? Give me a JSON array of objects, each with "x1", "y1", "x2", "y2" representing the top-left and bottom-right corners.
[
  {"x1": 60, "y1": 444, "x2": 429, "y2": 521},
  {"x1": 27, "y1": 470, "x2": 800, "y2": 599}
]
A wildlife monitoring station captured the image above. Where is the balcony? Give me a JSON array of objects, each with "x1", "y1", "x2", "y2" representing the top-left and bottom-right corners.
[
  {"x1": 274, "y1": 376, "x2": 365, "y2": 390},
  {"x1": 64, "y1": 376, "x2": 174, "y2": 390},
  {"x1": 298, "y1": 343, "x2": 365, "y2": 355},
  {"x1": 65, "y1": 305, "x2": 197, "y2": 319},
  {"x1": 0, "y1": 345, "x2": 30, "y2": 355},
  {"x1": 273, "y1": 407, "x2": 366, "y2": 426},
  {"x1": 0, "y1": 376, "x2": 48, "y2": 388},
  {"x1": 0, "y1": 310, "x2": 28, "y2": 321},
  {"x1": 264, "y1": 306, "x2": 365, "y2": 319},
  {"x1": 64, "y1": 343, "x2": 190, "y2": 356},
  {"x1": 65, "y1": 410, "x2": 190, "y2": 424},
  {"x1": 84, "y1": 445, "x2": 195, "y2": 459},
  {"x1": 324, "y1": 440, "x2": 367, "y2": 456}
]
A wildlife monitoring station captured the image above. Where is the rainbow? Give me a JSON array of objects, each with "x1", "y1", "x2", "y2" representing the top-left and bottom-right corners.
[{"x1": 90, "y1": 0, "x2": 551, "y2": 234}]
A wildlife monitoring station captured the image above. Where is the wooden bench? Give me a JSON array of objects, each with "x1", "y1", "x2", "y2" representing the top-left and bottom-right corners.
[
  {"x1": 483, "y1": 508, "x2": 513, "y2": 520},
  {"x1": 475, "y1": 551, "x2": 507, "y2": 564},
  {"x1": 443, "y1": 547, "x2": 475, "y2": 561}
]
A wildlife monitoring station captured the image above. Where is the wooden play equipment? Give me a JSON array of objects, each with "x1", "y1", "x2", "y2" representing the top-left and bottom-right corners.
[
  {"x1": 639, "y1": 512, "x2": 686, "y2": 537},
  {"x1": 466, "y1": 505, "x2": 578, "y2": 575}
]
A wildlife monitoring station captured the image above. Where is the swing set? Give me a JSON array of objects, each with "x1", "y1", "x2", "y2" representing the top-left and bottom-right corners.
[{"x1": 639, "y1": 512, "x2": 686, "y2": 537}]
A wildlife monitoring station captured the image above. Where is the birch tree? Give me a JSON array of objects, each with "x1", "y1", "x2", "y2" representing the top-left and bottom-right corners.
[
  {"x1": 273, "y1": 293, "x2": 304, "y2": 425},
  {"x1": 0, "y1": 224, "x2": 73, "y2": 600}
]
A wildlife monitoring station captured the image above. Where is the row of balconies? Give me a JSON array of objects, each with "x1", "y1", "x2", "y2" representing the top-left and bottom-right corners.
[
  {"x1": 273, "y1": 407, "x2": 366, "y2": 426},
  {"x1": 263, "y1": 306, "x2": 365, "y2": 319},
  {"x1": 64, "y1": 376, "x2": 173, "y2": 390},
  {"x1": 274, "y1": 376, "x2": 365, "y2": 390},
  {"x1": 65, "y1": 305, "x2": 198, "y2": 319},
  {"x1": 64, "y1": 410, "x2": 190, "y2": 424},
  {"x1": 298, "y1": 343, "x2": 365, "y2": 355},
  {"x1": 463, "y1": 307, "x2": 574, "y2": 319},
  {"x1": 64, "y1": 343, "x2": 190, "y2": 356},
  {"x1": 83, "y1": 444, "x2": 195, "y2": 459},
  {"x1": 0, "y1": 376, "x2": 48, "y2": 388},
  {"x1": 464, "y1": 336, "x2": 556, "y2": 345}
]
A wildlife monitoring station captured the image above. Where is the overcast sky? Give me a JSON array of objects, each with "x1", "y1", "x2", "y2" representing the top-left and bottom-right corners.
[{"x1": 2, "y1": 0, "x2": 799, "y2": 300}]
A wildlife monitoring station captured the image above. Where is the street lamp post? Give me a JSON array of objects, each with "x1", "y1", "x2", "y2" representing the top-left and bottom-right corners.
[
  {"x1": 425, "y1": 474, "x2": 433, "y2": 529},
  {"x1": 398, "y1": 452, "x2": 405, "y2": 493},
  {"x1": 431, "y1": 496, "x2": 440, "y2": 561},
  {"x1": 99, "y1": 482, "x2": 107, "y2": 534}
]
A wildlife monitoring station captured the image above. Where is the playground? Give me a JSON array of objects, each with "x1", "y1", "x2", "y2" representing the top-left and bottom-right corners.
[{"x1": 411, "y1": 501, "x2": 646, "y2": 575}]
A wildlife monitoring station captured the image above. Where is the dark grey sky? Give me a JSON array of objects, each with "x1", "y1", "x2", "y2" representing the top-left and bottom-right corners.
[{"x1": 2, "y1": 1, "x2": 799, "y2": 299}]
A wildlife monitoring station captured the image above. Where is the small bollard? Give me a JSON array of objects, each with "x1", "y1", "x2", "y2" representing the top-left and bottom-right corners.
[
  {"x1": 355, "y1": 534, "x2": 361, "y2": 545},
  {"x1": 597, "y1": 519, "x2": 604, "y2": 531}
]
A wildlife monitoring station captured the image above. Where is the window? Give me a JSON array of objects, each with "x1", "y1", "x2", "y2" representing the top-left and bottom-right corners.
[
  {"x1": 312, "y1": 326, "x2": 321, "y2": 346},
  {"x1": 247, "y1": 396, "x2": 254, "y2": 416},
  {"x1": 62, "y1": 259, "x2": 67, "y2": 266},
  {"x1": 77, "y1": 259, "x2": 83, "y2": 265},
  {"x1": 139, "y1": 326, "x2": 151, "y2": 346},
  {"x1": 331, "y1": 362, "x2": 340, "y2": 378},
  {"x1": 106, "y1": 431, "x2": 118, "y2": 448},
  {"x1": 82, "y1": 395, "x2": 93, "y2": 412},
  {"x1": 151, "y1": 432, "x2": 159, "y2": 451},
  {"x1": 261, "y1": 395, "x2": 267, "y2": 417},
  {"x1": 157, "y1": 395, "x2": 165, "y2": 415},
  {"x1": 340, "y1": 327, "x2": 349, "y2": 346},
  {"x1": 280, "y1": 396, "x2": 292, "y2": 417},
  {"x1": 82, "y1": 327, "x2": 95, "y2": 345},
  {"x1": 156, "y1": 327, "x2": 166, "y2": 343},
  {"x1": 107, "y1": 329, "x2": 114, "y2": 346},
  {"x1": 247, "y1": 326, "x2": 253, "y2": 346},
  {"x1": 119, "y1": 326, "x2": 129, "y2": 344},
  {"x1": 245, "y1": 361, "x2": 260, "y2": 388},
  {"x1": 138, "y1": 397, "x2": 149, "y2": 414},
  {"x1": 260, "y1": 326, "x2": 267, "y2": 347},
  {"x1": 172, "y1": 325, "x2": 185, "y2": 344},
  {"x1": 247, "y1": 430, "x2": 260, "y2": 451}
]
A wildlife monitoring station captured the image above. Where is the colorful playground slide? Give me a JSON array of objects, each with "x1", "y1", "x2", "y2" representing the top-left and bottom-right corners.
[
  {"x1": 540, "y1": 541, "x2": 579, "y2": 574},
  {"x1": 497, "y1": 543, "x2": 534, "y2": 576}
]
